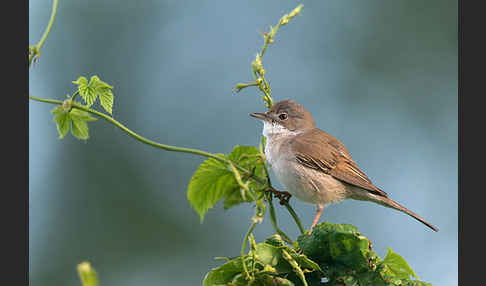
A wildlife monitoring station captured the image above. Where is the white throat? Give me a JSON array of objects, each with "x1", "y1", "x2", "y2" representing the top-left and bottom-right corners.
[
  {"x1": 262, "y1": 121, "x2": 300, "y2": 166},
  {"x1": 262, "y1": 121, "x2": 299, "y2": 139}
]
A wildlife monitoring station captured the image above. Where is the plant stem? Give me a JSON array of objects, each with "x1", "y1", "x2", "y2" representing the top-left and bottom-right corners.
[
  {"x1": 72, "y1": 103, "x2": 256, "y2": 172},
  {"x1": 38, "y1": 0, "x2": 58, "y2": 50},
  {"x1": 282, "y1": 201, "x2": 305, "y2": 235},
  {"x1": 29, "y1": 95, "x2": 235, "y2": 165},
  {"x1": 29, "y1": 95, "x2": 62, "y2": 105},
  {"x1": 29, "y1": 0, "x2": 59, "y2": 67},
  {"x1": 266, "y1": 193, "x2": 293, "y2": 244},
  {"x1": 71, "y1": 90, "x2": 80, "y2": 102},
  {"x1": 241, "y1": 222, "x2": 257, "y2": 279}
]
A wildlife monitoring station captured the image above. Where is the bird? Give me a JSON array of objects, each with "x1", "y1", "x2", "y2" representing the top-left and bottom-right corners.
[{"x1": 250, "y1": 99, "x2": 438, "y2": 233}]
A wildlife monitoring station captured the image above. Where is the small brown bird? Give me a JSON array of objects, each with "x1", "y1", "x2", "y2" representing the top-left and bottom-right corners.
[{"x1": 250, "y1": 99, "x2": 438, "y2": 233}]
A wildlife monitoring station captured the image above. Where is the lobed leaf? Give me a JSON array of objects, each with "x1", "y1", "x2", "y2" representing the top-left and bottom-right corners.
[
  {"x1": 187, "y1": 145, "x2": 268, "y2": 221},
  {"x1": 98, "y1": 89, "x2": 114, "y2": 115},
  {"x1": 223, "y1": 146, "x2": 266, "y2": 208},
  {"x1": 73, "y1": 76, "x2": 97, "y2": 107},
  {"x1": 71, "y1": 117, "x2": 90, "y2": 140},
  {"x1": 187, "y1": 154, "x2": 236, "y2": 222},
  {"x1": 203, "y1": 257, "x2": 246, "y2": 286},
  {"x1": 382, "y1": 248, "x2": 419, "y2": 280},
  {"x1": 51, "y1": 106, "x2": 71, "y2": 139}
]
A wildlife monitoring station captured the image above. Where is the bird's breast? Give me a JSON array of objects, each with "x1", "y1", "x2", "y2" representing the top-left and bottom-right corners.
[{"x1": 265, "y1": 137, "x2": 349, "y2": 206}]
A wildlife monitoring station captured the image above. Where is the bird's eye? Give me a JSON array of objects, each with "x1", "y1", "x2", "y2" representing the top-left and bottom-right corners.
[{"x1": 279, "y1": 113, "x2": 288, "y2": 120}]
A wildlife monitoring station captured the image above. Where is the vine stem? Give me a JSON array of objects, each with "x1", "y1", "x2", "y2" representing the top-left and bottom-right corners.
[
  {"x1": 29, "y1": 0, "x2": 59, "y2": 67},
  {"x1": 38, "y1": 0, "x2": 58, "y2": 50},
  {"x1": 266, "y1": 193, "x2": 293, "y2": 243},
  {"x1": 29, "y1": 95, "x2": 231, "y2": 165},
  {"x1": 241, "y1": 222, "x2": 257, "y2": 279},
  {"x1": 282, "y1": 201, "x2": 305, "y2": 235}
]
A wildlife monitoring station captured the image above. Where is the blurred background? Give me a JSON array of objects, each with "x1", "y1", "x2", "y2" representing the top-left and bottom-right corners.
[{"x1": 29, "y1": 0, "x2": 457, "y2": 285}]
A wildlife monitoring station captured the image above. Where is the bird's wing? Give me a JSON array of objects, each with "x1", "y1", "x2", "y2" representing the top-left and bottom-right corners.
[{"x1": 290, "y1": 129, "x2": 388, "y2": 197}]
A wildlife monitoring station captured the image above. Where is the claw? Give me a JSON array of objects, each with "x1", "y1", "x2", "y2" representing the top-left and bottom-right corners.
[{"x1": 266, "y1": 187, "x2": 292, "y2": 205}]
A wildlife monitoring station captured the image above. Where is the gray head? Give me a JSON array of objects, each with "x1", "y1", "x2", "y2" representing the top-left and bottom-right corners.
[{"x1": 250, "y1": 99, "x2": 316, "y2": 137}]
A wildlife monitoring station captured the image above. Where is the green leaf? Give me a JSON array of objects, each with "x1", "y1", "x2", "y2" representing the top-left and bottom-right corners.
[
  {"x1": 187, "y1": 145, "x2": 269, "y2": 221},
  {"x1": 70, "y1": 109, "x2": 96, "y2": 140},
  {"x1": 203, "y1": 257, "x2": 245, "y2": 286},
  {"x1": 70, "y1": 109, "x2": 97, "y2": 122},
  {"x1": 187, "y1": 154, "x2": 236, "y2": 222},
  {"x1": 90, "y1": 75, "x2": 114, "y2": 114},
  {"x1": 255, "y1": 243, "x2": 291, "y2": 272},
  {"x1": 98, "y1": 89, "x2": 114, "y2": 115},
  {"x1": 73, "y1": 76, "x2": 97, "y2": 107},
  {"x1": 382, "y1": 248, "x2": 419, "y2": 280},
  {"x1": 72, "y1": 76, "x2": 88, "y2": 86},
  {"x1": 222, "y1": 146, "x2": 267, "y2": 209},
  {"x1": 291, "y1": 253, "x2": 321, "y2": 273},
  {"x1": 281, "y1": 249, "x2": 308, "y2": 286},
  {"x1": 222, "y1": 186, "x2": 252, "y2": 209},
  {"x1": 71, "y1": 117, "x2": 90, "y2": 140},
  {"x1": 228, "y1": 145, "x2": 262, "y2": 164},
  {"x1": 77, "y1": 261, "x2": 99, "y2": 286},
  {"x1": 90, "y1": 75, "x2": 113, "y2": 89},
  {"x1": 51, "y1": 106, "x2": 71, "y2": 139}
]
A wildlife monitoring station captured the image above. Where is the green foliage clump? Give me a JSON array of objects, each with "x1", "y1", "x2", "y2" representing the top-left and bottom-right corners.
[
  {"x1": 204, "y1": 233, "x2": 320, "y2": 286},
  {"x1": 50, "y1": 74, "x2": 114, "y2": 140},
  {"x1": 204, "y1": 223, "x2": 432, "y2": 286}
]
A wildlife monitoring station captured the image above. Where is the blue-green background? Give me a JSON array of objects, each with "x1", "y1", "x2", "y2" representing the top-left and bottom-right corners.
[{"x1": 29, "y1": 1, "x2": 457, "y2": 285}]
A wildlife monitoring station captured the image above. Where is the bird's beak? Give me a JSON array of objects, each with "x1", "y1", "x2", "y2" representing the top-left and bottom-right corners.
[{"x1": 249, "y1": 113, "x2": 268, "y2": 120}]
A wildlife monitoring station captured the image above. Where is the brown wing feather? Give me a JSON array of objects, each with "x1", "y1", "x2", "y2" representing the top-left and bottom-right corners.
[{"x1": 291, "y1": 129, "x2": 388, "y2": 197}]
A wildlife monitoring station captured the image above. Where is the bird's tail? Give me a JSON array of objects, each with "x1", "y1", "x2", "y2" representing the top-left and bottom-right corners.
[
  {"x1": 353, "y1": 190, "x2": 439, "y2": 231},
  {"x1": 371, "y1": 195, "x2": 439, "y2": 232}
]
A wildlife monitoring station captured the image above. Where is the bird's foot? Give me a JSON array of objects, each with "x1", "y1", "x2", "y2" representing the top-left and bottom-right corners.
[{"x1": 266, "y1": 187, "x2": 292, "y2": 205}]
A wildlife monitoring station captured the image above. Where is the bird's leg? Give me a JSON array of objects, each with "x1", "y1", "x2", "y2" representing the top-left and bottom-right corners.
[
  {"x1": 309, "y1": 205, "x2": 324, "y2": 235},
  {"x1": 266, "y1": 187, "x2": 292, "y2": 205}
]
